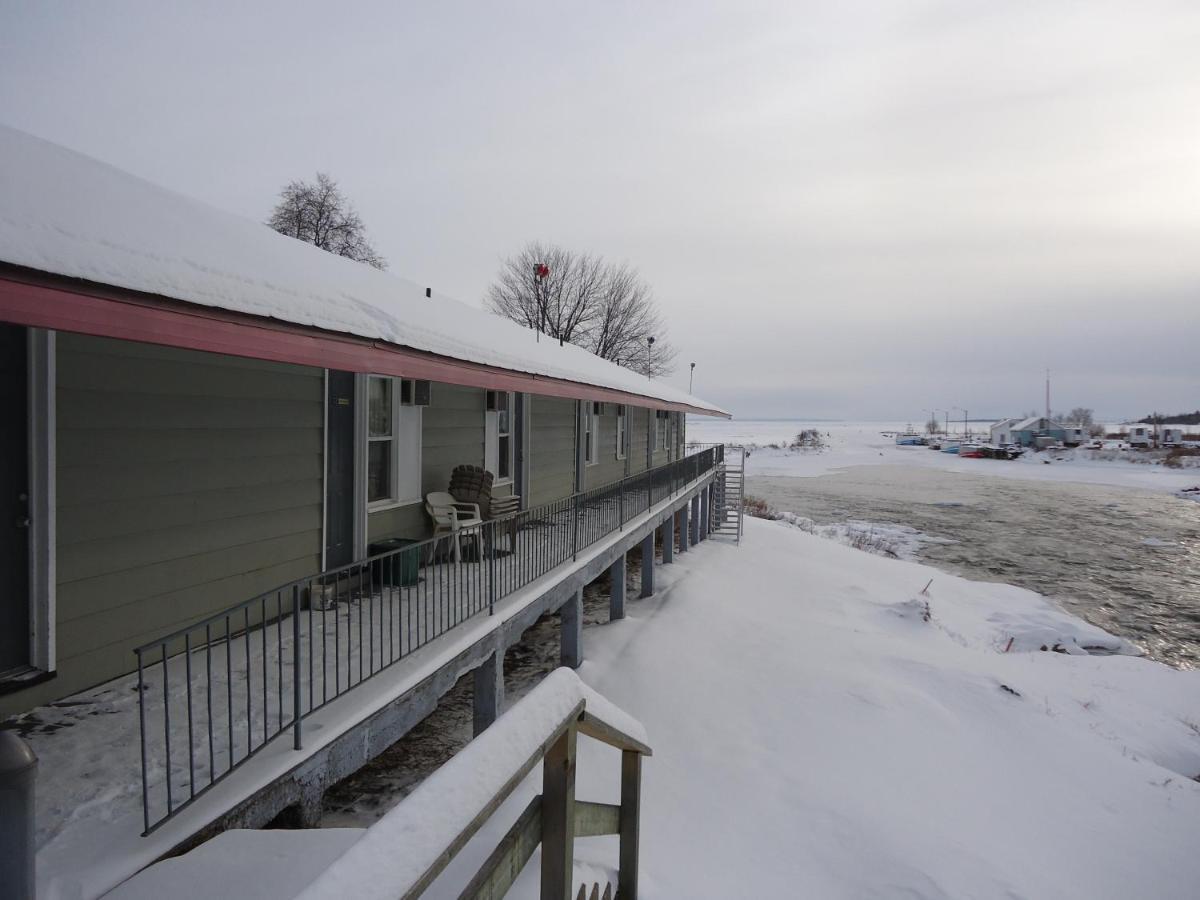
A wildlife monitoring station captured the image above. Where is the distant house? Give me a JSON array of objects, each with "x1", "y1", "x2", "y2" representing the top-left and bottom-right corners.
[
  {"x1": 1128, "y1": 424, "x2": 1154, "y2": 447},
  {"x1": 1060, "y1": 425, "x2": 1087, "y2": 446},
  {"x1": 1010, "y1": 416, "x2": 1068, "y2": 448},
  {"x1": 1162, "y1": 426, "x2": 1184, "y2": 447},
  {"x1": 989, "y1": 418, "x2": 1020, "y2": 445}
]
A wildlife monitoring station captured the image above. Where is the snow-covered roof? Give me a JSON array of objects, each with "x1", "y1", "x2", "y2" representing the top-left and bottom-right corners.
[
  {"x1": 1013, "y1": 416, "x2": 1063, "y2": 431},
  {"x1": 990, "y1": 418, "x2": 1020, "y2": 429},
  {"x1": 0, "y1": 124, "x2": 727, "y2": 416}
]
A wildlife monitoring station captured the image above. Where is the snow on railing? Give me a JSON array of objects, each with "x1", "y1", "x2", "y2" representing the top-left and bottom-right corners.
[
  {"x1": 133, "y1": 447, "x2": 715, "y2": 834},
  {"x1": 297, "y1": 667, "x2": 651, "y2": 900}
]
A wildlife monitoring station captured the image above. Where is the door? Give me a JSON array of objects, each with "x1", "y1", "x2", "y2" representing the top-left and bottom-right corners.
[
  {"x1": 325, "y1": 370, "x2": 356, "y2": 569},
  {"x1": 1, "y1": 324, "x2": 30, "y2": 675}
]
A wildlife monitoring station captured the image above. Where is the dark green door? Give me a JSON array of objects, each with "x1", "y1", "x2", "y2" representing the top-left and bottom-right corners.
[
  {"x1": 325, "y1": 370, "x2": 356, "y2": 569},
  {"x1": 1, "y1": 324, "x2": 30, "y2": 675}
]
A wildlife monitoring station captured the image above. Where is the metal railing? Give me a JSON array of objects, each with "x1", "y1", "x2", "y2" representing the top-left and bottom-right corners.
[{"x1": 133, "y1": 446, "x2": 719, "y2": 833}]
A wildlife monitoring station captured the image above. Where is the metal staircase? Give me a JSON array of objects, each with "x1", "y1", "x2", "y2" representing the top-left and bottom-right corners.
[{"x1": 709, "y1": 445, "x2": 746, "y2": 542}]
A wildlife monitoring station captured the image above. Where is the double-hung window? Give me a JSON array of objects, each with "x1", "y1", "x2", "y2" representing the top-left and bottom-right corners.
[
  {"x1": 486, "y1": 391, "x2": 513, "y2": 481},
  {"x1": 367, "y1": 375, "x2": 422, "y2": 508},
  {"x1": 655, "y1": 410, "x2": 670, "y2": 451},
  {"x1": 584, "y1": 402, "x2": 600, "y2": 466},
  {"x1": 615, "y1": 405, "x2": 627, "y2": 459}
]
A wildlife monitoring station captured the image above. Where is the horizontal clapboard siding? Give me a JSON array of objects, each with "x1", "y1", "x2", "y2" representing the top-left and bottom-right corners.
[
  {"x1": 628, "y1": 406, "x2": 650, "y2": 474},
  {"x1": 529, "y1": 395, "x2": 576, "y2": 507},
  {"x1": 368, "y1": 383, "x2": 485, "y2": 542},
  {"x1": 585, "y1": 405, "x2": 626, "y2": 489},
  {"x1": 46, "y1": 333, "x2": 324, "y2": 708}
]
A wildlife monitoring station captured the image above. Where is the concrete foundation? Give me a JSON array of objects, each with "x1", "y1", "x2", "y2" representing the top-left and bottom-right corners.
[
  {"x1": 661, "y1": 519, "x2": 674, "y2": 564},
  {"x1": 472, "y1": 639, "x2": 505, "y2": 736},
  {"x1": 609, "y1": 556, "x2": 626, "y2": 620},
  {"x1": 639, "y1": 532, "x2": 655, "y2": 598},
  {"x1": 561, "y1": 589, "x2": 583, "y2": 668}
]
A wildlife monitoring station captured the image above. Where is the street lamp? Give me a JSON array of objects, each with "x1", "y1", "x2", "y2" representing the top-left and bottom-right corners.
[
  {"x1": 953, "y1": 406, "x2": 969, "y2": 437},
  {"x1": 689, "y1": 362, "x2": 696, "y2": 393},
  {"x1": 646, "y1": 336, "x2": 655, "y2": 381}
]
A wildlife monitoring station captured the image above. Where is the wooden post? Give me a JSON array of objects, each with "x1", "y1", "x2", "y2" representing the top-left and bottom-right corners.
[
  {"x1": 679, "y1": 504, "x2": 689, "y2": 553},
  {"x1": 541, "y1": 723, "x2": 578, "y2": 900},
  {"x1": 660, "y1": 518, "x2": 674, "y2": 564},
  {"x1": 618, "y1": 749, "x2": 642, "y2": 900}
]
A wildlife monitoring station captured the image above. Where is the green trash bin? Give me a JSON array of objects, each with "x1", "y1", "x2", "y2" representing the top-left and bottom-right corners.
[{"x1": 369, "y1": 538, "x2": 420, "y2": 587}]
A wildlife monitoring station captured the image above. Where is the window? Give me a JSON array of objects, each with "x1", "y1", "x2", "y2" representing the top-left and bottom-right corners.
[
  {"x1": 367, "y1": 375, "x2": 421, "y2": 508},
  {"x1": 584, "y1": 402, "x2": 599, "y2": 465},
  {"x1": 486, "y1": 391, "x2": 513, "y2": 481},
  {"x1": 655, "y1": 410, "x2": 670, "y2": 451},
  {"x1": 616, "y1": 405, "x2": 627, "y2": 459}
]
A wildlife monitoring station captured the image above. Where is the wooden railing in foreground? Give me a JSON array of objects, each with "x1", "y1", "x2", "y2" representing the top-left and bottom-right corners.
[
  {"x1": 457, "y1": 700, "x2": 650, "y2": 900},
  {"x1": 296, "y1": 668, "x2": 651, "y2": 900}
]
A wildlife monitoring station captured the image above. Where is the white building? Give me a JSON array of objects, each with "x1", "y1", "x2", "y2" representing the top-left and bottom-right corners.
[
  {"x1": 1127, "y1": 424, "x2": 1154, "y2": 447},
  {"x1": 989, "y1": 418, "x2": 1020, "y2": 445},
  {"x1": 1162, "y1": 426, "x2": 1184, "y2": 447}
]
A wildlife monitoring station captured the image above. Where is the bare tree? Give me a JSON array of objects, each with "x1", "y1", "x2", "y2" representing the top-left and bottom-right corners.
[
  {"x1": 268, "y1": 172, "x2": 386, "y2": 270},
  {"x1": 925, "y1": 417, "x2": 940, "y2": 434},
  {"x1": 1066, "y1": 407, "x2": 1094, "y2": 426},
  {"x1": 485, "y1": 242, "x2": 677, "y2": 377}
]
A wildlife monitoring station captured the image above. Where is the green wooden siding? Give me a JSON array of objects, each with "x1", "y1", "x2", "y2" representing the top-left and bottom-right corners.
[
  {"x1": 368, "y1": 383, "x2": 485, "y2": 542},
  {"x1": 628, "y1": 406, "x2": 650, "y2": 474},
  {"x1": 585, "y1": 404, "x2": 626, "y2": 489},
  {"x1": 528, "y1": 395, "x2": 576, "y2": 507},
  {"x1": 3, "y1": 333, "x2": 325, "y2": 716}
]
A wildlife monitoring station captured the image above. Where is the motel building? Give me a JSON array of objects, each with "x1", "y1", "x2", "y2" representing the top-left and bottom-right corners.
[{"x1": 0, "y1": 125, "x2": 734, "y2": 898}]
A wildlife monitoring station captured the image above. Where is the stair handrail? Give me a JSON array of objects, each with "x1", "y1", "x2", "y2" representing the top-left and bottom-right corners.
[{"x1": 296, "y1": 668, "x2": 651, "y2": 900}]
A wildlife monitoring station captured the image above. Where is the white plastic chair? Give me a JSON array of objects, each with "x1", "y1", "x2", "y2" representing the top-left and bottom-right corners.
[{"x1": 425, "y1": 492, "x2": 483, "y2": 563}]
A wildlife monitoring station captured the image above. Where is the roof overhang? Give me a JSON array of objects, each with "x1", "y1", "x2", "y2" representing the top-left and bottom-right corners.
[{"x1": 0, "y1": 266, "x2": 729, "y2": 417}]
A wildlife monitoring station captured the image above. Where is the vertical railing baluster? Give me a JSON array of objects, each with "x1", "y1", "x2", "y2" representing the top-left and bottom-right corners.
[
  {"x1": 277, "y1": 592, "x2": 283, "y2": 734},
  {"x1": 162, "y1": 642, "x2": 173, "y2": 815},
  {"x1": 261, "y1": 597, "x2": 268, "y2": 745},
  {"x1": 293, "y1": 584, "x2": 302, "y2": 751},
  {"x1": 137, "y1": 649, "x2": 150, "y2": 835},
  {"x1": 225, "y1": 615, "x2": 233, "y2": 769},
  {"x1": 205, "y1": 623, "x2": 214, "y2": 786},
  {"x1": 185, "y1": 632, "x2": 195, "y2": 800},
  {"x1": 244, "y1": 607, "x2": 251, "y2": 756}
]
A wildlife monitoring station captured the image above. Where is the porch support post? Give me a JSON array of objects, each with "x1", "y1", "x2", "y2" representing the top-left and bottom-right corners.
[
  {"x1": 679, "y1": 504, "x2": 689, "y2": 553},
  {"x1": 609, "y1": 555, "x2": 626, "y2": 621},
  {"x1": 639, "y1": 532, "x2": 655, "y2": 598},
  {"x1": 699, "y1": 488, "x2": 709, "y2": 541},
  {"x1": 472, "y1": 642, "x2": 505, "y2": 736},
  {"x1": 660, "y1": 517, "x2": 674, "y2": 564},
  {"x1": 561, "y1": 590, "x2": 583, "y2": 669},
  {"x1": 541, "y1": 721, "x2": 578, "y2": 900},
  {"x1": 691, "y1": 495, "x2": 701, "y2": 545}
]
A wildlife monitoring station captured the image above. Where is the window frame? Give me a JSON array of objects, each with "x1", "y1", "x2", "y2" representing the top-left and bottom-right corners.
[
  {"x1": 615, "y1": 404, "x2": 627, "y2": 460},
  {"x1": 486, "y1": 390, "x2": 514, "y2": 484},
  {"x1": 366, "y1": 375, "x2": 422, "y2": 511},
  {"x1": 584, "y1": 401, "x2": 600, "y2": 466}
]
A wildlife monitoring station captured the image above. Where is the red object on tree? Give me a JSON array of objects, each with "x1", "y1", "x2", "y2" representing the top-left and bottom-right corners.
[{"x1": 534, "y1": 263, "x2": 550, "y2": 279}]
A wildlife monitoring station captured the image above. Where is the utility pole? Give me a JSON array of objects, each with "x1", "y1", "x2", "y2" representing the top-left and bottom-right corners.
[{"x1": 1045, "y1": 368, "x2": 1051, "y2": 420}]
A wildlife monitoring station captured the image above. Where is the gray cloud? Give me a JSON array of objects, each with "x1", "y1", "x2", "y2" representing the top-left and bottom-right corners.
[{"x1": 2, "y1": 0, "x2": 1196, "y2": 421}]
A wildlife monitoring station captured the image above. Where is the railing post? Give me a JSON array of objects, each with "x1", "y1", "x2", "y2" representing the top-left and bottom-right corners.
[
  {"x1": 292, "y1": 584, "x2": 302, "y2": 751},
  {"x1": 0, "y1": 732, "x2": 37, "y2": 900},
  {"x1": 572, "y1": 493, "x2": 580, "y2": 561},
  {"x1": 136, "y1": 648, "x2": 150, "y2": 835},
  {"x1": 619, "y1": 477, "x2": 625, "y2": 529},
  {"x1": 618, "y1": 748, "x2": 642, "y2": 900},
  {"x1": 488, "y1": 520, "x2": 497, "y2": 615},
  {"x1": 541, "y1": 721, "x2": 578, "y2": 900}
]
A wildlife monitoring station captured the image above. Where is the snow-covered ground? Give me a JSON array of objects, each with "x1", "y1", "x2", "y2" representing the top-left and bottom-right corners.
[
  {"x1": 120, "y1": 517, "x2": 1200, "y2": 899},
  {"x1": 688, "y1": 418, "x2": 1200, "y2": 495}
]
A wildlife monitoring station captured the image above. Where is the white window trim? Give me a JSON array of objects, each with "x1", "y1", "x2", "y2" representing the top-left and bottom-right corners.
[
  {"x1": 486, "y1": 391, "x2": 515, "y2": 485},
  {"x1": 364, "y1": 374, "x2": 423, "y2": 514},
  {"x1": 615, "y1": 405, "x2": 626, "y2": 460},
  {"x1": 584, "y1": 403, "x2": 599, "y2": 466}
]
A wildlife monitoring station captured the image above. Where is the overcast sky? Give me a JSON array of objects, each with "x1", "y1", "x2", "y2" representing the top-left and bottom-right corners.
[{"x1": 2, "y1": 1, "x2": 1197, "y2": 421}]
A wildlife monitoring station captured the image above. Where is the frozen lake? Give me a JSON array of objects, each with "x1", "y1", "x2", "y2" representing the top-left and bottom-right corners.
[{"x1": 687, "y1": 418, "x2": 1200, "y2": 668}]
